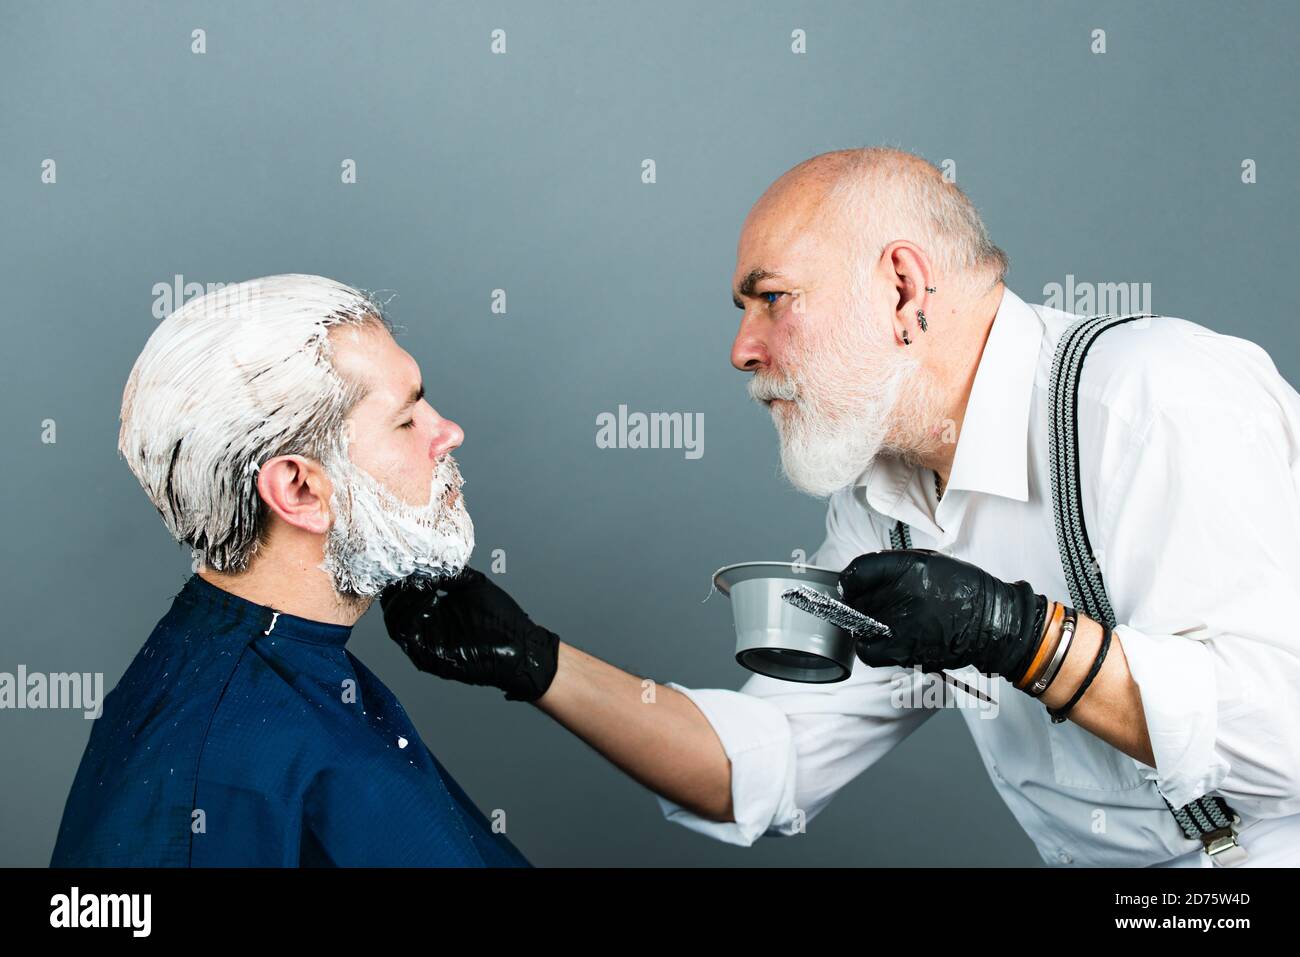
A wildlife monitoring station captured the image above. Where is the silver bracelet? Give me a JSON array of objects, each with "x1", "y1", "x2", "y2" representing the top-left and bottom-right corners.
[{"x1": 1029, "y1": 605, "x2": 1077, "y2": 697}]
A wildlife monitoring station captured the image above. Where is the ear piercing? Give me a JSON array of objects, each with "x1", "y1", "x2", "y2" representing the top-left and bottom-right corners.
[
  {"x1": 913, "y1": 284, "x2": 935, "y2": 336},
  {"x1": 906, "y1": 284, "x2": 936, "y2": 342}
]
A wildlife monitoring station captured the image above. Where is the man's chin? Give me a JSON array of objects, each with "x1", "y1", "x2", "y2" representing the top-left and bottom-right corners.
[
  {"x1": 323, "y1": 536, "x2": 473, "y2": 601},
  {"x1": 778, "y1": 454, "x2": 853, "y2": 498},
  {"x1": 781, "y1": 469, "x2": 853, "y2": 499},
  {"x1": 776, "y1": 437, "x2": 879, "y2": 499}
]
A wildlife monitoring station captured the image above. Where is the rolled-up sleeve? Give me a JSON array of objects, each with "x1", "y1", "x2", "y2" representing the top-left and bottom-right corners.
[
  {"x1": 654, "y1": 666, "x2": 938, "y2": 844},
  {"x1": 1100, "y1": 395, "x2": 1300, "y2": 816},
  {"x1": 655, "y1": 487, "x2": 938, "y2": 844},
  {"x1": 653, "y1": 681, "x2": 800, "y2": 845}
]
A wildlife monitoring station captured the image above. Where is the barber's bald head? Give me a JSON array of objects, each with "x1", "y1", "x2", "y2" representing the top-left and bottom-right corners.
[
  {"x1": 740, "y1": 146, "x2": 1007, "y2": 306},
  {"x1": 732, "y1": 146, "x2": 1006, "y2": 496}
]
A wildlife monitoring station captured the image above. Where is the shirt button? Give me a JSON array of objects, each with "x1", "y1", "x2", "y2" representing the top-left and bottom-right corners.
[{"x1": 1057, "y1": 851, "x2": 1073, "y2": 864}]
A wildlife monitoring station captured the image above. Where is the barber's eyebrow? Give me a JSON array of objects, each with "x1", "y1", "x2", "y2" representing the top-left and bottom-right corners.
[{"x1": 732, "y1": 268, "x2": 786, "y2": 309}]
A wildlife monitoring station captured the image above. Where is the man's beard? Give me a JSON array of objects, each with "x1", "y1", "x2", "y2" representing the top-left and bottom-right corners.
[
  {"x1": 319, "y1": 450, "x2": 475, "y2": 601},
  {"x1": 748, "y1": 306, "x2": 944, "y2": 498}
]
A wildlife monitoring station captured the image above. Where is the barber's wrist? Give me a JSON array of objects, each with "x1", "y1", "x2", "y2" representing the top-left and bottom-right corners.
[{"x1": 1037, "y1": 615, "x2": 1104, "y2": 711}]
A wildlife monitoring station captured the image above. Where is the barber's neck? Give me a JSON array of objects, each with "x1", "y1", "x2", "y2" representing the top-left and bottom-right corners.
[
  {"x1": 904, "y1": 280, "x2": 1006, "y2": 489},
  {"x1": 198, "y1": 536, "x2": 372, "y2": 628}
]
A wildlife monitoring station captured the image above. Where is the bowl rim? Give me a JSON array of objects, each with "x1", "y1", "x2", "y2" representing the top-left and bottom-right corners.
[{"x1": 712, "y1": 561, "x2": 841, "y2": 595}]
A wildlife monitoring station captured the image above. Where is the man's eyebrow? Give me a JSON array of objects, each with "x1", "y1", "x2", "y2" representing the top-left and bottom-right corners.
[
  {"x1": 732, "y1": 268, "x2": 786, "y2": 309},
  {"x1": 395, "y1": 382, "x2": 424, "y2": 414}
]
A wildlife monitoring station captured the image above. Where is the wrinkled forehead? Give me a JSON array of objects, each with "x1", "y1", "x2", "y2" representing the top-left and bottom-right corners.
[{"x1": 734, "y1": 189, "x2": 848, "y2": 290}]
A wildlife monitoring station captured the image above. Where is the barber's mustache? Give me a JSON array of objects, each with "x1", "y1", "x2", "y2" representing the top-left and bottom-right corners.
[{"x1": 747, "y1": 372, "x2": 800, "y2": 404}]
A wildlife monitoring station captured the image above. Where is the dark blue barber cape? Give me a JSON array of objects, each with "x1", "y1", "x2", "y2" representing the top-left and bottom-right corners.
[{"x1": 51, "y1": 573, "x2": 530, "y2": 867}]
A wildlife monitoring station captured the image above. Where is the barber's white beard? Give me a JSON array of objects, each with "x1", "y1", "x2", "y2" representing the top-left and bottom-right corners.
[
  {"x1": 750, "y1": 322, "x2": 941, "y2": 498},
  {"x1": 319, "y1": 451, "x2": 475, "y2": 600}
]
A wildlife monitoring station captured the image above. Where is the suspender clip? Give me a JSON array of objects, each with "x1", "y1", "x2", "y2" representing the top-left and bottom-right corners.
[{"x1": 1202, "y1": 815, "x2": 1248, "y2": 866}]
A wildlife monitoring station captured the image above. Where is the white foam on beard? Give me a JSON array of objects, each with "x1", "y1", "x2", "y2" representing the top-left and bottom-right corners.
[
  {"x1": 748, "y1": 310, "x2": 920, "y2": 498},
  {"x1": 319, "y1": 451, "x2": 475, "y2": 600}
]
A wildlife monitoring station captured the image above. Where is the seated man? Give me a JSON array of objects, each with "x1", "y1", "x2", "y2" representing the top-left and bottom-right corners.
[{"x1": 51, "y1": 274, "x2": 527, "y2": 866}]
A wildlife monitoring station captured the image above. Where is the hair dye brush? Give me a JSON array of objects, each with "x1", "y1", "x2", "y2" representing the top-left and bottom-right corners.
[{"x1": 780, "y1": 584, "x2": 995, "y2": 704}]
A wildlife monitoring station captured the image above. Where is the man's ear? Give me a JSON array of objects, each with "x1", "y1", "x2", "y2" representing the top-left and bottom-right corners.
[
  {"x1": 880, "y1": 240, "x2": 932, "y2": 328},
  {"x1": 255, "y1": 455, "x2": 333, "y2": 535}
]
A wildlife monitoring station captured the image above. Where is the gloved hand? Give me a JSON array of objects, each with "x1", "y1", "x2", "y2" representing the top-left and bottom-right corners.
[
  {"x1": 838, "y1": 548, "x2": 1048, "y2": 683},
  {"x1": 379, "y1": 567, "x2": 560, "y2": 702}
]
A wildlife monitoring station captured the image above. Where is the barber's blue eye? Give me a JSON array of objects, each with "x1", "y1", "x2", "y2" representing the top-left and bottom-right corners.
[{"x1": 763, "y1": 291, "x2": 783, "y2": 304}]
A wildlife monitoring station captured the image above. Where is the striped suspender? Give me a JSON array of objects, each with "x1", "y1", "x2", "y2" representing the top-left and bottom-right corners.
[{"x1": 890, "y1": 312, "x2": 1246, "y2": 865}]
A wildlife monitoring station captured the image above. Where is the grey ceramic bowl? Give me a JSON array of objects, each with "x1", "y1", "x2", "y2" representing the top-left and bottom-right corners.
[{"x1": 713, "y1": 561, "x2": 856, "y2": 683}]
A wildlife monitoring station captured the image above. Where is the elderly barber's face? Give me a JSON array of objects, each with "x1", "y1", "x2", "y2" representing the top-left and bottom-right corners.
[
  {"x1": 320, "y1": 322, "x2": 475, "y2": 597},
  {"x1": 730, "y1": 181, "x2": 919, "y2": 497}
]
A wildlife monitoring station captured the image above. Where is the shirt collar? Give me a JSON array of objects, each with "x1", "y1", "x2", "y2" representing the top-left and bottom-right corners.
[
  {"x1": 174, "y1": 573, "x2": 356, "y2": 647},
  {"x1": 854, "y1": 284, "x2": 1043, "y2": 521}
]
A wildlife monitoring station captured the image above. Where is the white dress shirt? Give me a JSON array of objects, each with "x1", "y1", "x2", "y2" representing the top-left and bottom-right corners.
[{"x1": 658, "y1": 286, "x2": 1300, "y2": 866}]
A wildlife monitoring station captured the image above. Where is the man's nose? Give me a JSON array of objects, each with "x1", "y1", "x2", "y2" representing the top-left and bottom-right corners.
[
  {"x1": 429, "y1": 416, "x2": 464, "y2": 459},
  {"x1": 730, "y1": 312, "x2": 770, "y2": 372}
]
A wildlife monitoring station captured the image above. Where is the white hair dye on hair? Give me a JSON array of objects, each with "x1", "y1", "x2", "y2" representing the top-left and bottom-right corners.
[{"x1": 118, "y1": 274, "x2": 392, "y2": 572}]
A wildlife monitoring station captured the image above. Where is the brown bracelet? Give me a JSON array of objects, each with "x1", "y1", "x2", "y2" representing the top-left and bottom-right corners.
[
  {"x1": 1029, "y1": 605, "x2": 1077, "y2": 698},
  {"x1": 1016, "y1": 601, "x2": 1062, "y2": 691}
]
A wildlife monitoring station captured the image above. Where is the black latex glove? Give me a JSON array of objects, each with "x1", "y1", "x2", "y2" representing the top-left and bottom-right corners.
[
  {"x1": 379, "y1": 567, "x2": 560, "y2": 702},
  {"x1": 838, "y1": 548, "x2": 1048, "y2": 683}
]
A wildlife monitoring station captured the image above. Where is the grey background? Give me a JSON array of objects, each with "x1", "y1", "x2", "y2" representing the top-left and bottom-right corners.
[{"x1": 2, "y1": 0, "x2": 1297, "y2": 867}]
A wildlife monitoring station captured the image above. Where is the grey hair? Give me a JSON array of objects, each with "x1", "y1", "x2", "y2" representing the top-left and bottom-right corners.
[
  {"x1": 813, "y1": 146, "x2": 1009, "y2": 297},
  {"x1": 118, "y1": 274, "x2": 395, "y2": 572}
]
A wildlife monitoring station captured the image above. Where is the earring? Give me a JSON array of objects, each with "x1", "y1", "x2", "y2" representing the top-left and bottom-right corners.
[
  {"x1": 902, "y1": 330, "x2": 911, "y2": 346},
  {"x1": 917, "y1": 308, "x2": 928, "y2": 332},
  {"x1": 925, "y1": 286, "x2": 936, "y2": 294}
]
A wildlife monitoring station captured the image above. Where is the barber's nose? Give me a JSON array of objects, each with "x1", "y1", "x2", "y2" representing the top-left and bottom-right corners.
[
  {"x1": 429, "y1": 415, "x2": 464, "y2": 459},
  {"x1": 731, "y1": 314, "x2": 769, "y2": 372}
]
